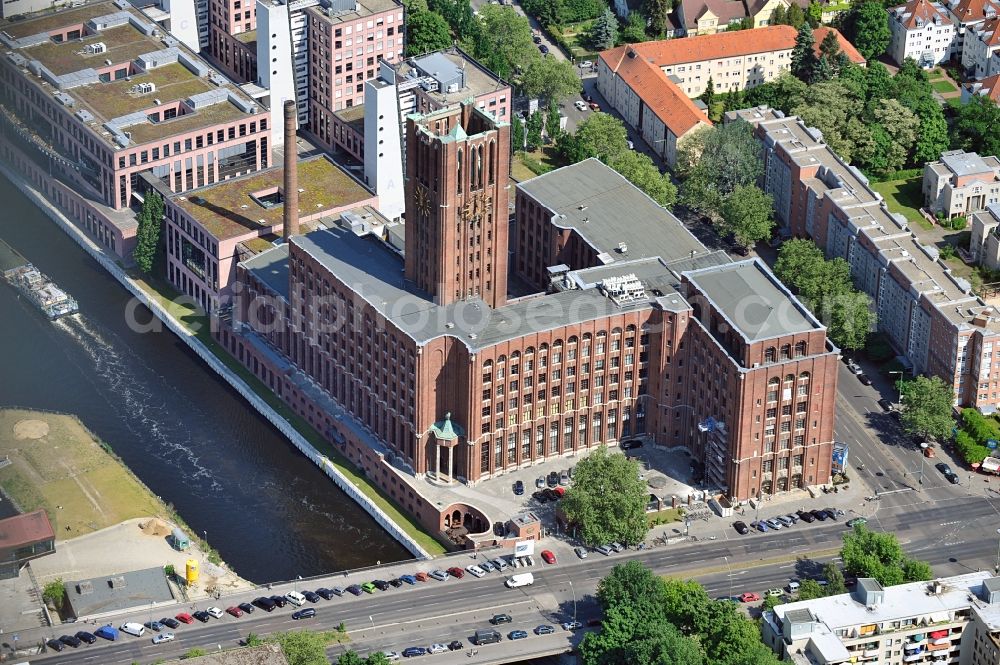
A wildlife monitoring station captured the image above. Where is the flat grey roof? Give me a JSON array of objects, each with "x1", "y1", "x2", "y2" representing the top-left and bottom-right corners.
[
  {"x1": 683, "y1": 259, "x2": 822, "y2": 341},
  {"x1": 65, "y1": 566, "x2": 173, "y2": 617},
  {"x1": 517, "y1": 158, "x2": 709, "y2": 265},
  {"x1": 396, "y1": 47, "x2": 508, "y2": 105},
  {"x1": 287, "y1": 224, "x2": 681, "y2": 349},
  {"x1": 941, "y1": 150, "x2": 991, "y2": 177},
  {"x1": 242, "y1": 244, "x2": 289, "y2": 298}
]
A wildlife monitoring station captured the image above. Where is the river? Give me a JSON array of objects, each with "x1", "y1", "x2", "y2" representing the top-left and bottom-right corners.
[{"x1": 0, "y1": 174, "x2": 409, "y2": 583}]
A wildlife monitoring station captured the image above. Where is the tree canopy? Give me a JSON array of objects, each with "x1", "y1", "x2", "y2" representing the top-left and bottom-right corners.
[
  {"x1": 405, "y1": 10, "x2": 452, "y2": 56},
  {"x1": 521, "y1": 56, "x2": 581, "y2": 104},
  {"x1": 718, "y1": 184, "x2": 775, "y2": 249},
  {"x1": 581, "y1": 562, "x2": 783, "y2": 665},
  {"x1": 586, "y1": 7, "x2": 619, "y2": 50},
  {"x1": 898, "y1": 376, "x2": 955, "y2": 442},
  {"x1": 952, "y1": 96, "x2": 1000, "y2": 159},
  {"x1": 561, "y1": 447, "x2": 649, "y2": 547},
  {"x1": 467, "y1": 4, "x2": 538, "y2": 80},
  {"x1": 677, "y1": 120, "x2": 763, "y2": 216},
  {"x1": 846, "y1": 2, "x2": 891, "y2": 60},
  {"x1": 133, "y1": 190, "x2": 164, "y2": 275},
  {"x1": 841, "y1": 524, "x2": 933, "y2": 586},
  {"x1": 791, "y1": 24, "x2": 820, "y2": 83}
]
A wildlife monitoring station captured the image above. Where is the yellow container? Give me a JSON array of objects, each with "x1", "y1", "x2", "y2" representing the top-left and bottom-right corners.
[{"x1": 185, "y1": 559, "x2": 199, "y2": 586}]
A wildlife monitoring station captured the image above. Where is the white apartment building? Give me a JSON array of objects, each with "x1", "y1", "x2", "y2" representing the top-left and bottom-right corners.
[
  {"x1": 943, "y1": 0, "x2": 1000, "y2": 73},
  {"x1": 763, "y1": 573, "x2": 1000, "y2": 665},
  {"x1": 969, "y1": 204, "x2": 1000, "y2": 269},
  {"x1": 924, "y1": 150, "x2": 1000, "y2": 219},
  {"x1": 965, "y1": 16, "x2": 1000, "y2": 78},
  {"x1": 889, "y1": 0, "x2": 958, "y2": 66}
]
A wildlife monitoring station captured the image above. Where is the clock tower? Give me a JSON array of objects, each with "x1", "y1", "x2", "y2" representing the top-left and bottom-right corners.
[{"x1": 404, "y1": 102, "x2": 510, "y2": 309}]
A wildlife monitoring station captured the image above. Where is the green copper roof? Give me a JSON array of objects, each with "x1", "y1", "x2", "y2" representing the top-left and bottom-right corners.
[{"x1": 430, "y1": 412, "x2": 464, "y2": 441}]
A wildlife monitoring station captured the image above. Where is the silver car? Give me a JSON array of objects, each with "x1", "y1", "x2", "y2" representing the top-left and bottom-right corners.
[
  {"x1": 596, "y1": 545, "x2": 613, "y2": 556},
  {"x1": 428, "y1": 569, "x2": 450, "y2": 581},
  {"x1": 492, "y1": 557, "x2": 509, "y2": 572},
  {"x1": 574, "y1": 546, "x2": 588, "y2": 559}
]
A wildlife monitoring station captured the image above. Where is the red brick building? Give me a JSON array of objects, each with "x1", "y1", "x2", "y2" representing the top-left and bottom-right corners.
[{"x1": 221, "y1": 102, "x2": 838, "y2": 537}]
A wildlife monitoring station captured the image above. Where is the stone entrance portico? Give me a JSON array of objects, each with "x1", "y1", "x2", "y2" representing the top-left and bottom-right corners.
[{"x1": 428, "y1": 413, "x2": 464, "y2": 485}]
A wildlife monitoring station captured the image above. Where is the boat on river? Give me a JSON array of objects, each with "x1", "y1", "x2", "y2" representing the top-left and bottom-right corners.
[{"x1": 1, "y1": 239, "x2": 78, "y2": 320}]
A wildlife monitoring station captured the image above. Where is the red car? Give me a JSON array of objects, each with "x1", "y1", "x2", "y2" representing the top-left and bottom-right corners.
[
  {"x1": 739, "y1": 592, "x2": 762, "y2": 603},
  {"x1": 415, "y1": 572, "x2": 430, "y2": 582},
  {"x1": 588, "y1": 101, "x2": 601, "y2": 111},
  {"x1": 541, "y1": 550, "x2": 556, "y2": 564},
  {"x1": 175, "y1": 613, "x2": 194, "y2": 624},
  {"x1": 226, "y1": 606, "x2": 243, "y2": 618},
  {"x1": 447, "y1": 566, "x2": 465, "y2": 579}
]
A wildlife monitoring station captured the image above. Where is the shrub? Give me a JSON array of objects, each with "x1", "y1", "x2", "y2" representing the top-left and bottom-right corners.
[{"x1": 42, "y1": 579, "x2": 66, "y2": 609}]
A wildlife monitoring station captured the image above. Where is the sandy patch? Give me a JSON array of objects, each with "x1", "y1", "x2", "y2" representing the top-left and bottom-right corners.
[{"x1": 12, "y1": 419, "x2": 49, "y2": 439}]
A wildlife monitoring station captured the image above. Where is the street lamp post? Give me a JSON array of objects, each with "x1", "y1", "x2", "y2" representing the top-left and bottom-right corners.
[
  {"x1": 723, "y1": 556, "x2": 733, "y2": 600},
  {"x1": 994, "y1": 529, "x2": 1000, "y2": 574},
  {"x1": 888, "y1": 371, "x2": 904, "y2": 403},
  {"x1": 569, "y1": 580, "x2": 577, "y2": 622}
]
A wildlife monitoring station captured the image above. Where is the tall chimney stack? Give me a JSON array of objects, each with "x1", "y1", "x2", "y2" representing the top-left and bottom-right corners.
[{"x1": 283, "y1": 99, "x2": 299, "y2": 239}]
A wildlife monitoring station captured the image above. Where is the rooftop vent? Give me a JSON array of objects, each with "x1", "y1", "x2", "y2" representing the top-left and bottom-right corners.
[
  {"x1": 108, "y1": 576, "x2": 127, "y2": 589},
  {"x1": 76, "y1": 580, "x2": 93, "y2": 595},
  {"x1": 85, "y1": 42, "x2": 107, "y2": 55},
  {"x1": 617, "y1": 242, "x2": 627, "y2": 253}
]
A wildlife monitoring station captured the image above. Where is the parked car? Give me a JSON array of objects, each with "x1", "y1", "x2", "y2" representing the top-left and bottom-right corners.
[
  {"x1": 588, "y1": 101, "x2": 601, "y2": 111},
  {"x1": 429, "y1": 569, "x2": 450, "y2": 581},
  {"x1": 936, "y1": 462, "x2": 953, "y2": 475},
  {"x1": 596, "y1": 544, "x2": 613, "y2": 555},
  {"x1": 492, "y1": 558, "x2": 509, "y2": 571},
  {"x1": 776, "y1": 515, "x2": 794, "y2": 527},
  {"x1": 226, "y1": 606, "x2": 243, "y2": 618},
  {"x1": 946, "y1": 472, "x2": 960, "y2": 484},
  {"x1": 382, "y1": 652, "x2": 401, "y2": 661},
  {"x1": 447, "y1": 566, "x2": 465, "y2": 579},
  {"x1": 47, "y1": 639, "x2": 66, "y2": 652},
  {"x1": 765, "y1": 518, "x2": 783, "y2": 530},
  {"x1": 796, "y1": 510, "x2": 816, "y2": 523},
  {"x1": 620, "y1": 438, "x2": 643, "y2": 450},
  {"x1": 733, "y1": 520, "x2": 750, "y2": 535},
  {"x1": 574, "y1": 100, "x2": 588, "y2": 112},
  {"x1": 399, "y1": 574, "x2": 418, "y2": 584},
  {"x1": 739, "y1": 592, "x2": 762, "y2": 602},
  {"x1": 176, "y1": 612, "x2": 196, "y2": 624},
  {"x1": 414, "y1": 572, "x2": 430, "y2": 582},
  {"x1": 924, "y1": 446, "x2": 936, "y2": 458},
  {"x1": 270, "y1": 595, "x2": 288, "y2": 608},
  {"x1": 541, "y1": 550, "x2": 556, "y2": 564},
  {"x1": 562, "y1": 620, "x2": 583, "y2": 630},
  {"x1": 538, "y1": 44, "x2": 549, "y2": 54},
  {"x1": 766, "y1": 588, "x2": 783, "y2": 597},
  {"x1": 402, "y1": 646, "x2": 428, "y2": 657},
  {"x1": 877, "y1": 398, "x2": 894, "y2": 412},
  {"x1": 824, "y1": 508, "x2": 843, "y2": 519},
  {"x1": 579, "y1": 60, "x2": 593, "y2": 68},
  {"x1": 466, "y1": 564, "x2": 486, "y2": 578},
  {"x1": 858, "y1": 374, "x2": 872, "y2": 386},
  {"x1": 533, "y1": 490, "x2": 550, "y2": 503},
  {"x1": 193, "y1": 611, "x2": 211, "y2": 623},
  {"x1": 480, "y1": 561, "x2": 497, "y2": 573},
  {"x1": 143, "y1": 621, "x2": 162, "y2": 632},
  {"x1": 59, "y1": 634, "x2": 82, "y2": 648},
  {"x1": 784, "y1": 513, "x2": 799, "y2": 524},
  {"x1": 152, "y1": 632, "x2": 175, "y2": 645},
  {"x1": 373, "y1": 580, "x2": 390, "y2": 591},
  {"x1": 846, "y1": 517, "x2": 868, "y2": 527},
  {"x1": 753, "y1": 520, "x2": 769, "y2": 532},
  {"x1": 346, "y1": 584, "x2": 364, "y2": 595},
  {"x1": 536, "y1": 624, "x2": 556, "y2": 635},
  {"x1": 532, "y1": 34, "x2": 542, "y2": 43},
  {"x1": 388, "y1": 579, "x2": 403, "y2": 588},
  {"x1": 304, "y1": 591, "x2": 321, "y2": 602},
  {"x1": 559, "y1": 470, "x2": 570, "y2": 486},
  {"x1": 509, "y1": 630, "x2": 529, "y2": 640},
  {"x1": 75, "y1": 631, "x2": 97, "y2": 644},
  {"x1": 428, "y1": 643, "x2": 448, "y2": 654},
  {"x1": 361, "y1": 582, "x2": 378, "y2": 593},
  {"x1": 787, "y1": 580, "x2": 801, "y2": 592},
  {"x1": 331, "y1": 586, "x2": 346, "y2": 596},
  {"x1": 547, "y1": 471, "x2": 559, "y2": 487},
  {"x1": 846, "y1": 360, "x2": 862, "y2": 374},
  {"x1": 490, "y1": 613, "x2": 513, "y2": 625},
  {"x1": 315, "y1": 587, "x2": 335, "y2": 600},
  {"x1": 448, "y1": 640, "x2": 464, "y2": 650},
  {"x1": 535, "y1": 476, "x2": 545, "y2": 488},
  {"x1": 237, "y1": 603, "x2": 255, "y2": 615},
  {"x1": 206, "y1": 607, "x2": 224, "y2": 619},
  {"x1": 292, "y1": 608, "x2": 316, "y2": 620},
  {"x1": 158, "y1": 618, "x2": 180, "y2": 629},
  {"x1": 810, "y1": 509, "x2": 829, "y2": 521},
  {"x1": 513, "y1": 480, "x2": 525, "y2": 495},
  {"x1": 610, "y1": 542, "x2": 625, "y2": 552},
  {"x1": 574, "y1": 546, "x2": 589, "y2": 559}
]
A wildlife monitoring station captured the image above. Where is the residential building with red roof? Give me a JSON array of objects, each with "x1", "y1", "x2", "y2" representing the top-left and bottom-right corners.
[
  {"x1": 943, "y1": 0, "x2": 1000, "y2": 70},
  {"x1": 963, "y1": 71, "x2": 1000, "y2": 101},
  {"x1": 596, "y1": 26, "x2": 864, "y2": 169},
  {"x1": 966, "y1": 15, "x2": 1000, "y2": 77},
  {"x1": 677, "y1": 0, "x2": 810, "y2": 35},
  {"x1": 888, "y1": 0, "x2": 959, "y2": 66}
]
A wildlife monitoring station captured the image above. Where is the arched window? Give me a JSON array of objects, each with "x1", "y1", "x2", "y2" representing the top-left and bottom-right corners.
[
  {"x1": 626, "y1": 324, "x2": 637, "y2": 333},
  {"x1": 780, "y1": 344, "x2": 791, "y2": 360},
  {"x1": 568, "y1": 336, "x2": 579, "y2": 345},
  {"x1": 524, "y1": 346, "x2": 535, "y2": 356},
  {"x1": 768, "y1": 377, "x2": 780, "y2": 387},
  {"x1": 765, "y1": 347, "x2": 777, "y2": 363},
  {"x1": 798, "y1": 371, "x2": 810, "y2": 382},
  {"x1": 785, "y1": 374, "x2": 795, "y2": 384},
  {"x1": 539, "y1": 343, "x2": 549, "y2": 353},
  {"x1": 477, "y1": 144, "x2": 484, "y2": 188},
  {"x1": 488, "y1": 140, "x2": 496, "y2": 185},
  {"x1": 582, "y1": 333, "x2": 593, "y2": 342},
  {"x1": 794, "y1": 341, "x2": 807, "y2": 357},
  {"x1": 457, "y1": 148, "x2": 463, "y2": 195}
]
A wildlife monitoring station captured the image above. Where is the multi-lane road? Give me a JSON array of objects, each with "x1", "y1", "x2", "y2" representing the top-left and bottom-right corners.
[{"x1": 28, "y1": 489, "x2": 1000, "y2": 665}]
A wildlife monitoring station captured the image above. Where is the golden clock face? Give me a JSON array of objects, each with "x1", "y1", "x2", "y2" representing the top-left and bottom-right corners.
[
  {"x1": 462, "y1": 191, "x2": 491, "y2": 221},
  {"x1": 414, "y1": 185, "x2": 431, "y2": 218}
]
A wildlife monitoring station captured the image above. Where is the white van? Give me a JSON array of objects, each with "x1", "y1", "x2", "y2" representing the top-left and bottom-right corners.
[
  {"x1": 285, "y1": 591, "x2": 306, "y2": 606},
  {"x1": 120, "y1": 622, "x2": 145, "y2": 637},
  {"x1": 505, "y1": 572, "x2": 534, "y2": 588}
]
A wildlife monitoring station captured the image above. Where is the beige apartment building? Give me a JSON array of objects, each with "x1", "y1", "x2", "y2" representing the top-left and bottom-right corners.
[{"x1": 924, "y1": 150, "x2": 1000, "y2": 219}]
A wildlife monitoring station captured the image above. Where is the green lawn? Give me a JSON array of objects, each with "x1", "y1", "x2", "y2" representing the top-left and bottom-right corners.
[
  {"x1": 870, "y1": 177, "x2": 933, "y2": 231},
  {"x1": 131, "y1": 274, "x2": 448, "y2": 557},
  {"x1": 932, "y1": 79, "x2": 958, "y2": 94}
]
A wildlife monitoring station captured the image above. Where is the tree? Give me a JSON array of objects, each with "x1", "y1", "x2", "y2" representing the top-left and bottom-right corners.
[
  {"x1": 511, "y1": 114, "x2": 526, "y2": 151},
  {"x1": 819, "y1": 29, "x2": 843, "y2": 77},
  {"x1": 952, "y1": 96, "x2": 1000, "y2": 158},
  {"x1": 401, "y1": 0, "x2": 428, "y2": 12},
  {"x1": 608, "y1": 149, "x2": 678, "y2": 207},
  {"x1": 700, "y1": 77, "x2": 716, "y2": 112},
  {"x1": 429, "y1": 0, "x2": 474, "y2": 37},
  {"x1": 132, "y1": 190, "x2": 164, "y2": 275},
  {"x1": 841, "y1": 524, "x2": 933, "y2": 586},
  {"x1": 587, "y1": 7, "x2": 619, "y2": 50},
  {"x1": 898, "y1": 376, "x2": 954, "y2": 442},
  {"x1": 797, "y1": 579, "x2": 826, "y2": 600},
  {"x1": 185, "y1": 649, "x2": 208, "y2": 658},
  {"x1": 678, "y1": 120, "x2": 763, "y2": 216},
  {"x1": 468, "y1": 5, "x2": 538, "y2": 80},
  {"x1": 337, "y1": 653, "x2": 365, "y2": 665},
  {"x1": 642, "y1": 0, "x2": 672, "y2": 36},
  {"x1": 271, "y1": 630, "x2": 332, "y2": 665},
  {"x1": 405, "y1": 10, "x2": 452, "y2": 56},
  {"x1": 791, "y1": 24, "x2": 819, "y2": 83},
  {"x1": 597, "y1": 560, "x2": 668, "y2": 613},
  {"x1": 786, "y1": 1, "x2": 806, "y2": 27},
  {"x1": 525, "y1": 110, "x2": 544, "y2": 151},
  {"x1": 825, "y1": 290, "x2": 874, "y2": 351},
  {"x1": 848, "y1": 2, "x2": 890, "y2": 60},
  {"x1": 246, "y1": 633, "x2": 264, "y2": 647},
  {"x1": 622, "y1": 12, "x2": 648, "y2": 42},
  {"x1": 42, "y1": 579, "x2": 65, "y2": 610},
  {"x1": 718, "y1": 184, "x2": 774, "y2": 249},
  {"x1": 521, "y1": 57, "x2": 581, "y2": 105},
  {"x1": 770, "y1": 3, "x2": 787, "y2": 25},
  {"x1": 743, "y1": 72, "x2": 807, "y2": 113},
  {"x1": 561, "y1": 447, "x2": 649, "y2": 546},
  {"x1": 574, "y1": 112, "x2": 630, "y2": 162},
  {"x1": 807, "y1": 1, "x2": 823, "y2": 26},
  {"x1": 868, "y1": 99, "x2": 918, "y2": 175},
  {"x1": 822, "y1": 563, "x2": 848, "y2": 596},
  {"x1": 545, "y1": 100, "x2": 562, "y2": 141}
]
